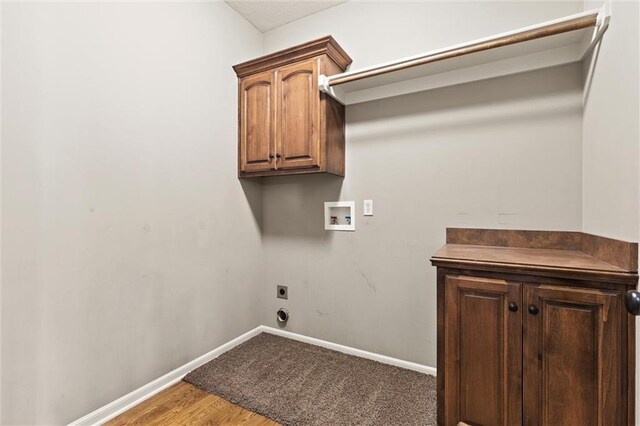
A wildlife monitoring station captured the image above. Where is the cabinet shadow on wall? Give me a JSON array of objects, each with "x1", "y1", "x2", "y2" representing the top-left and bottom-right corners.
[
  {"x1": 259, "y1": 173, "x2": 344, "y2": 242},
  {"x1": 239, "y1": 178, "x2": 265, "y2": 232}
]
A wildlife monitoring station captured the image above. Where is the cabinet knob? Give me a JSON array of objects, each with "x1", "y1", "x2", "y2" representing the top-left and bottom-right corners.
[
  {"x1": 276, "y1": 153, "x2": 281, "y2": 158},
  {"x1": 528, "y1": 305, "x2": 539, "y2": 315},
  {"x1": 269, "y1": 153, "x2": 274, "y2": 159},
  {"x1": 508, "y1": 302, "x2": 518, "y2": 312},
  {"x1": 625, "y1": 290, "x2": 640, "y2": 316}
]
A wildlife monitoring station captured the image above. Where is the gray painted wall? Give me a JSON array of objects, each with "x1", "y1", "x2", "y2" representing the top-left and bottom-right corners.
[
  {"x1": 260, "y1": 2, "x2": 585, "y2": 367},
  {"x1": 1, "y1": 3, "x2": 264, "y2": 423},
  {"x1": 582, "y1": 1, "x2": 639, "y2": 241}
]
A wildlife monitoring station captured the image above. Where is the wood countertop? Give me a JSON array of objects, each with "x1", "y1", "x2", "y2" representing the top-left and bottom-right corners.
[{"x1": 431, "y1": 229, "x2": 638, "y2": 284}]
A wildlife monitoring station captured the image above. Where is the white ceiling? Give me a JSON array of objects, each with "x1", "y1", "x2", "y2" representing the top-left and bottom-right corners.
[{"x1": 225, "y1": 0, "x2": 347, "y2": 32}]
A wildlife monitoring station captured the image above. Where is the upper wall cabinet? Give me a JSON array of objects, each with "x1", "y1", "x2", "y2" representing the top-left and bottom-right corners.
[{"x1": 233, "y1": 37, "x2": 352, "y2": 178}]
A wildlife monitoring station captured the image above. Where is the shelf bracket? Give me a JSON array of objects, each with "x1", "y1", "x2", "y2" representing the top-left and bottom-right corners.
[
  {"x1": 580, "y1": 2, "x2": 611, "y2": 60},
  {"x1": 319, "y1": 74, "x2": 346, "y2": 105}
]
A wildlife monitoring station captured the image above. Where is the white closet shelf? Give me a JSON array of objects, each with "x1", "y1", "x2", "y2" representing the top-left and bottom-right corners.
[{"x1": 319, "y1": 6, "x2": 610, "y2": 105}]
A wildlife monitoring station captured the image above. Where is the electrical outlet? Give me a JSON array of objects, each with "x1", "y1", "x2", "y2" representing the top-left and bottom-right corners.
[
  {"x1": 277, "y1": 285, "x2": 288, "y2": 300},
  {"x1": 364, "y1": 199, "x2": 373, "y2": 216}
]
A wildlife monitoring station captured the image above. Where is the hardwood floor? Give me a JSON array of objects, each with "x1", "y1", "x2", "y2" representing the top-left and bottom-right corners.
[{"x1": 106, "y1": 381, "x2": 280, "y2": 425}]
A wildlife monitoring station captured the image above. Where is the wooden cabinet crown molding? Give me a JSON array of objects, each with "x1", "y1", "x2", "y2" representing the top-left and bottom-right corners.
[{"x1": 233, "y1": 36, "x2": 353, "y2": 78}]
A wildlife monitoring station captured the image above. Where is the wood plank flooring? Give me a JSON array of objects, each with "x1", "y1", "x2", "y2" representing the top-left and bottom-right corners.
[{"x1": 106, "y1": 381, "x2": 280, "y2": 425}]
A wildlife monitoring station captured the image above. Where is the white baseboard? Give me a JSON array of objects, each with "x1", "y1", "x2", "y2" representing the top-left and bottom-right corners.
[
  {"x1": 69, "y1": 325, "x2": 436, "y2": 425},
  {"x1": 260, "y1": 326, "x2": 437, "y2": 376},
  {"x1": 68, "y1": 326, "x2": 263, "y2": 426}
]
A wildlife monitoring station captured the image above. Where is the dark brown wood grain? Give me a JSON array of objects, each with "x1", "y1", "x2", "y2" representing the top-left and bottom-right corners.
[
  {"x1": 443, "y1": 275, "x2": 522, "y2": 426},
  {"x1": 432, "y1": 257, "x2": 637, "y2": 285},
  {"x1": 445, "y1": 228, "x2": 638, "y2": 272},
  {"x1": 522, "y1": 284, "x2": 622, "y2": 426},
  {"x1": 435, "y1": 270, "x2": 633, "y2": 426},
  {"x1": 233, "y1": 36, "x2": 352, "y2": 78},
  {"x1": 436, "y1": 269, "x2": 445, "y2": 426},
  {"x1": 582, "y1": 232, "x2": 638, "y2": 272},
  {"x1": 446, "y1": 228, "x2": 582, "y2": 250},
  {"x1": 629, "y1": 311, "x2": 636, "y2": 426},
  {"x1": 433, "y1": 244, "x2": 632, "y2": 273},
  {"x1": 433, "y1": 229, "x2": 636, "y2": 426}
]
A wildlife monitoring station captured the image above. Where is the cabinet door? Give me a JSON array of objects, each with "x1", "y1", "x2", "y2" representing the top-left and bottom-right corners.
[
  {"x1": 523, "y1": 284, "x2": 623, "y2": 426},
  {"x1": 444, "y1": 275, "x2": 522, "y2": 426},
  {"x1": 276, "y1": 60, "x2": 320, "y2": 170},
  {"x1": 239, "y1": 71, "x2": 276, "y2": 173}
]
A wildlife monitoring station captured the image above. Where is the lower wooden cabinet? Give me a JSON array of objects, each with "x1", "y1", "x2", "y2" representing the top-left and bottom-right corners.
[
  {"x1": 439, "y1": 274, "x2": 630, "y2": 426},
  {"x1": 523, "y1": 284, "x2": 623, "y2": 426},
  {"x1": 432, "y1": 229, "x2": 639, "y2": 425},
  {"x1": 444, "y1": 276, "x2": 522, "y2": 426}
]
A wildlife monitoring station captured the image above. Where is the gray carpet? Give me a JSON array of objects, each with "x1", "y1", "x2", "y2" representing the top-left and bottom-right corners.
[{"x1": 184, "y1": 333, "x2": 436, "y2": 425}]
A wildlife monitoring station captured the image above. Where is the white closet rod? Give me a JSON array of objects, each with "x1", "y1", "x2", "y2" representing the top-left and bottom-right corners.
[{"x1": 323, "y1": 8, "x2": 603, "y2": 89}]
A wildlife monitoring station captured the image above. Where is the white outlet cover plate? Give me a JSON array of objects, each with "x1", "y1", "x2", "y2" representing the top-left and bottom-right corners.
[
  {"x1": 364, "y1": 199, "x2": 373, "y2": 216},
  {"x1": 324, "y1": 201, "x2": 355, "y2": 231}
]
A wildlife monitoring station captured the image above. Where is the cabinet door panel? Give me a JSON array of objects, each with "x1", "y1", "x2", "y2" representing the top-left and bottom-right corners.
[
  {"x1": 240, "y1": 71, "x2": 275, "y2": 173},
  {"x1": 444, "y1": 275, "x2": 522, "y2": 426},
  {"x1": 276, "y1": 60, "x2": 320, "y2": 169},
  {"x1": 523, "y1": 284, "x2": 622, "y2": 426}
]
